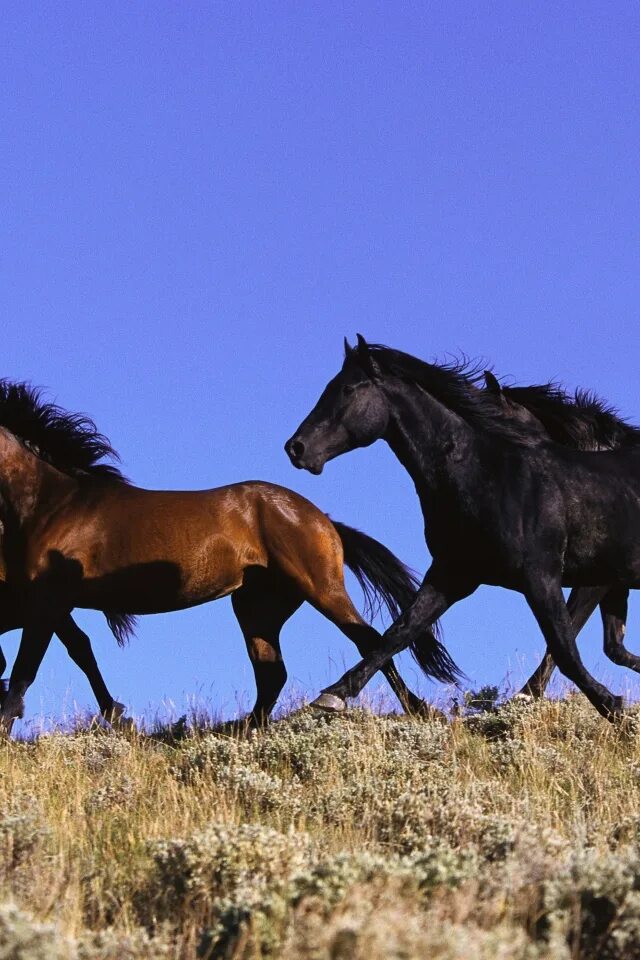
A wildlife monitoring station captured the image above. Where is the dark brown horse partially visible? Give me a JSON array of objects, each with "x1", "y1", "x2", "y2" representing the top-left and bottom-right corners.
[
  {"x1": 0, "y1": 384, "x2": 137, "y2": 725},
  {"x1": 0, "y1": 578, "x2": 131, "y2": 726},
  {"x1": 481, "y1": 372, "x2": 640, "y2": 697},
  {"x1": 0, "y1": 382, "x2": 454, "y2": 729}
]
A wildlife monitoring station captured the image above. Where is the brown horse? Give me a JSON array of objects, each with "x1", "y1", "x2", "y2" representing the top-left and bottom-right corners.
[{"x1": 0, "y1": 382, "x2": 452, "y2": 728}]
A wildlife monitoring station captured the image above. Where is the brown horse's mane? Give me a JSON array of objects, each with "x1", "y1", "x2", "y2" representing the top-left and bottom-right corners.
[{"x1": 0, "y1": 380, "x2": 129, "y2": 483}]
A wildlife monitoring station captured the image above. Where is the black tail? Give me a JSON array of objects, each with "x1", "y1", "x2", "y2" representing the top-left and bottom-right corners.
[
  {"x1": 103, "y1": 612, "x2": 138, "y2": 647},
  {"x1": 331, "y1": 520, "x2": 462, "y2": 685}
]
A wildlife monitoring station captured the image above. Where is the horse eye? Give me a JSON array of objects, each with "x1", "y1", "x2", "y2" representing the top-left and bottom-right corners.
[{"x1": 343, "y1": 384, "x2": 355, "y2": 396}]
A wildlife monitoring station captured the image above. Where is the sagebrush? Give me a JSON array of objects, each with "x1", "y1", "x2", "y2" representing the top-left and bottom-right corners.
[{"x1": 2, "y1": 696, "x2": 640, "y2": 958}]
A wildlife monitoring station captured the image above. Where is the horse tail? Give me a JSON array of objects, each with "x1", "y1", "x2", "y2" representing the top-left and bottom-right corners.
[
  {"x1": 103, "y1": 613, "x2": 138, "y2": 647},
  {"x1": 331, "y1": 520, "x2": 462, "y2": 685}
]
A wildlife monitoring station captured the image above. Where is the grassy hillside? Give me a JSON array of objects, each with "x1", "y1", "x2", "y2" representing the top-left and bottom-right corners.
[{"x1": 2, "y1": 696, "x2": 640, "y2": 958}]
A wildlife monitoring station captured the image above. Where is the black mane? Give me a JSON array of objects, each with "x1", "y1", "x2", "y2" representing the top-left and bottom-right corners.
[
  {"x1": 0, "y1": 380, "x2": 128, "y2": 482},
  {"x1": 502, "y1": 382, "x2": 640, "y2": 451},
  {"x1": 359, "y1": 344, "x2": 534, "y2": 442},
  {"x1": 357, "y1": 345, "x2": 640, "y2": 451}
]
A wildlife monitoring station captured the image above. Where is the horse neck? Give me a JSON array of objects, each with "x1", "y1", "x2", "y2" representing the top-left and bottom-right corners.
[
  {"x1": 0, "y1": 428, "x2": 76, "y2": 527},
  {"x1": 381, "y1": 379, "x2": 479, "y2": 506}
]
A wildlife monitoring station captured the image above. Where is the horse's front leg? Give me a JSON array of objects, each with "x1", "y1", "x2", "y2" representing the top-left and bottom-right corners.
[
  {"x1": 0, "y1": 614, "x2": 59, "y2": 733},
  {"x1": 313, "y1": 567, "x2": 475, "y2": 711},
  {"x1": 524, "y1": 576, "x2": 623, "y2": 721}
]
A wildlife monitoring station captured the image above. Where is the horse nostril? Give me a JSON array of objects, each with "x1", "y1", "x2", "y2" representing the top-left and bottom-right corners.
[{"x1": 291, "y1": 439, "x2": 305, "y2": 458}]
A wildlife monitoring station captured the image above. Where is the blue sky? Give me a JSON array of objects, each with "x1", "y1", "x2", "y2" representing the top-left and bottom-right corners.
[{"x1": 2, "y1": 2, "x2": 640, "y2": 730}]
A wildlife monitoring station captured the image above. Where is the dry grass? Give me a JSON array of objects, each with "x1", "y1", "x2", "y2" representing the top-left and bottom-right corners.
[{"x1": 2, "y1": 694, "x2": 640, "y2": 958}]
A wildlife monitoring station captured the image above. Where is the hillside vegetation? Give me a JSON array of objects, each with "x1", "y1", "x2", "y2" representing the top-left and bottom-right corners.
[{"x1": 2, "y1": 696, "x2": 640, "y2": 959}]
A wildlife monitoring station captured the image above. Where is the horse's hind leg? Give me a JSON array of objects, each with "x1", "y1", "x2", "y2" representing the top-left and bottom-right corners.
[
  {"x1": 231, "y1": 572, "x2": 302, "y2": 726},
  {"x1": 55, "y1": 615, "x2": 130, "y2": 726},
  {"x1": 301, "y1": 581, "x2": 428, "y2": 714},
  {"x1": 381, "y1": 660, "x2": 431, "y2": 716},
  {"x1": 0, "y1": 646, "x2": 6, "y2": 710},
  {"x1": 524, "y1": 577, "x2": 623, "y2": 721},
  {"x1": 270, "y1": 517, "x2": 430, "y2": 714},
  {"x1": 517, "y1": 650, "x2": 556, "y2": 699},
  {"x1": 518, "y1": 586, "x2": 606, "y2": 697},
  {"x1": 600, "y1": 586, "x2": 640, "y2": 672},
  {"x1": 313, "y1": 566, "x2": 472, "y2": 710}
]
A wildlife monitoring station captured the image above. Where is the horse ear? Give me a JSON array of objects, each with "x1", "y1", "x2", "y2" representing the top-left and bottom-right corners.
[
  {"x1": 484, "y1": 370, "x2": 502, "y2": 395},
  {"x1": 344, "y1": 337, "x2": 354, "y2": 358},
  {"x1": 355, "y1": 333, "x2": 382, "y2": 381}
]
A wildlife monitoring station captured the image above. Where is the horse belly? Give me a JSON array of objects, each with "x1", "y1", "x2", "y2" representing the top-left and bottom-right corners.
[
  {"x1": 75, "y1": 534, "x2": 248, "y2": 615},
  {"x1": 0, "y1": 582, "x2": 21, "y2": 632},
  {"x1": 564, "y1": 506, "x2": 640, "y2": 586}
]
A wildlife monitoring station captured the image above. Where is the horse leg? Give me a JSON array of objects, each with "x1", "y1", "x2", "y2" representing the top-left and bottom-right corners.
[
  {"x1": 517, "y1": 586, "x2": 606, "y2": 697},
  {"x1": 0, "y1": 646, "x2": 6, "y2": 711},
  {"x1": 231, "y1": 574, "x2": 302, "y2": 726},
  {"x1": 600, "y1": 586, "x2": 640, "y2": 672},
  {"x1": 305, "y1": 585, "x2": 431, "y2": 714},
  {"x1": 517, "y1": 650, "x2": 555, "y2": 699},
  {"x1": 54, "y1": 615, "x2": 131, "y2": 726},
  {"x1": 381, "y1": 661, "x2": 433, "y2": 716},
  {"x1": 278, "y1": 531, "x2": 436, "y2": 715},
  {"x1": 0, "y1": 617, "x2": 57, "y2": 733},
  {"x1": 311, "y1": 567, "x2": 475, "y2": 711},
  {"x1": 524, "y1": 577, "x2": 623, "y2": 721}
]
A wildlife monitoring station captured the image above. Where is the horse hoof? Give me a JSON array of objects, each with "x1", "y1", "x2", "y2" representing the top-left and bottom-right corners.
[
  {"x1": 516, "y1": 686, "x2": 545, "y2": 699},
  {"x1": 611, "y1": 696, "x2": 626, "y2": 721},
  {"x1": 116, "y1": 717, "x2": 136, "y2": 732},
  {"x1": 600, "y1": 696, "x2": 626, "y2": 723},
  {"x1": 109, "y1": 705, "x2": 136, "y2": 733},
  {"x1": 312, "y1": 692, "x2": 347, "y2": 713},
  {"x1": 0, "y1": 694, "x2": 24, "y2": 734},
  {"x1": 106, "y1": 701, "x2": 126, "y2": 720},
  {"x1": 417, "y1": 703, "x2": 448, "y2": 723},
  {"x1": 0, "y1": 714, "x2": 17, "y2": 737}
]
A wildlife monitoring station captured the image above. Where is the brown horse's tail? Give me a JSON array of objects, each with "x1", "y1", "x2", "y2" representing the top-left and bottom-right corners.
[
  {"x1": 331, "y1": 520, "x2": 462, "y2": 685},
  {"x1": 103, "y1": 613, "x2": 138, "y2": 647}
]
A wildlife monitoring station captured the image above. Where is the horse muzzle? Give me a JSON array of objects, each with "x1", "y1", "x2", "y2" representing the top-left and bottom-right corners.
[{"x1": 284, "y1": 437, "x2": 324, "y2": 474}]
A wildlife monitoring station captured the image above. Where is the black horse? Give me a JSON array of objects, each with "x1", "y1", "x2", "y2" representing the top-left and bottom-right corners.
[{"x1": 286, "y1": 336, "x2": 640, "y2": 720}]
